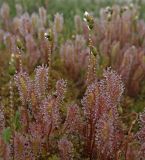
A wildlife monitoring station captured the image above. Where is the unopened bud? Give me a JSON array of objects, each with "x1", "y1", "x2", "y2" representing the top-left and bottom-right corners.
[
  {"x1": 84, "y1": 11, "x2": 94, "y2": 30},
  {"x1": 44, "y1": 29, "x2": 53, "y2": 41},
  {"x1": 16, "y1": 39, "x2": 24, "y2": 50}
]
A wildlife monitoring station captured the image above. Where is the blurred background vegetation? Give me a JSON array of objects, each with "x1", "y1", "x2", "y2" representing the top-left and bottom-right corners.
[{"x1": 0, "y1": 0, "x2": 145, "y2": 32}]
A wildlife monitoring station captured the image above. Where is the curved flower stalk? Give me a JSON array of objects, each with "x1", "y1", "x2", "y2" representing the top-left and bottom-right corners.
[
  {"x1": 83, "y1": 11, "x2": 100, "y2": 86},
  {"x1": 82, "y1": 68, "x2": 124, "y2": 159}
]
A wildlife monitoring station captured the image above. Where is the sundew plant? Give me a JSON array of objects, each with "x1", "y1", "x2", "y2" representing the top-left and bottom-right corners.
[{"x1": 0, "y1": 0, "x2": 145, "y2": 160}]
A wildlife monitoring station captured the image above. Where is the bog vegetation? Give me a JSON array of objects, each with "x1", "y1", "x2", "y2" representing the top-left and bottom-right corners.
[{"x1": 0, "y1": 0, "x2": 145, "y2": 159}]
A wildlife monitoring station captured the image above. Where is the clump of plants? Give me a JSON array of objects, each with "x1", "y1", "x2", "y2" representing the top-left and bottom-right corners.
[
  {"x1": 0, "y1": 2, "x2": 145, "y2": 160},
  {"x1": 81, "y1": 4, "x2": 145, "y2": 96}
]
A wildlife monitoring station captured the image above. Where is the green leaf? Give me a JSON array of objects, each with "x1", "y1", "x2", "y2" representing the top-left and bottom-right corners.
[
  {"x1": 14, "y1": 111, "x2": 21, "y2": 130},
  {"x1": 2, "y1": 127, "x2": 12, "y2": 144},
  {"x1": 11, "y1": 111, "x2": 21, "y2": 131}
]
